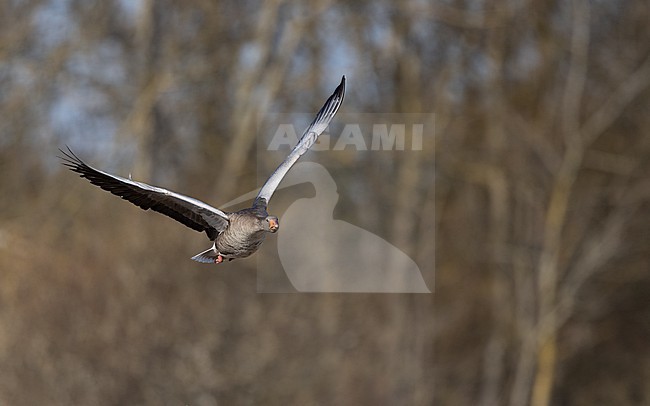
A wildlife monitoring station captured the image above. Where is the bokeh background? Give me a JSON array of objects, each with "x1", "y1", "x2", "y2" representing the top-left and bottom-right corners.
[{"x1": 1, "y1": 0, "x2": 649, "y2": 405}]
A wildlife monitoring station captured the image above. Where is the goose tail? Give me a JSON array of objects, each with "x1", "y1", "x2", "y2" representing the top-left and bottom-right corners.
[{"x1": 191, "y1": 244, "x2": 220, "y2": 264}]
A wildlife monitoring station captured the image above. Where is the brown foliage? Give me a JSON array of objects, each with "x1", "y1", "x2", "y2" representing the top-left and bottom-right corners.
[{"x1": 1, "y1": 0, "x2": 649, "y2": 404}]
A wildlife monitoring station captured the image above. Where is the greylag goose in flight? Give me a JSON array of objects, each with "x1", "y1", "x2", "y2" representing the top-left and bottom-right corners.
[{"x1": 60, "y1": 76, "x2": 345, "y2": 264}]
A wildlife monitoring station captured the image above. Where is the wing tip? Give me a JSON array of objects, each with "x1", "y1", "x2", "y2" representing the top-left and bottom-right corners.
[
  {"x1": 336, "y1": 75, "x2": 346, "y2": 99},
  {"x1": 317, "y1": 76, "x2": 346, "y2": 121},
  {"x1": 57, "y1": 145, "x2": 83, "y2": 167}
]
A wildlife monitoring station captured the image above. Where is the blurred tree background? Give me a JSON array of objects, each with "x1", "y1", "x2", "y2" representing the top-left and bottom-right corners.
[{"x1": 1, "y1": 0, "x2": 649, "y2": 405}]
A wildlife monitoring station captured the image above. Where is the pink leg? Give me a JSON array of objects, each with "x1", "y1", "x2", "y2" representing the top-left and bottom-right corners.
[{"x1": 215, "y1": 254, "x2": 224, "y2": 264}]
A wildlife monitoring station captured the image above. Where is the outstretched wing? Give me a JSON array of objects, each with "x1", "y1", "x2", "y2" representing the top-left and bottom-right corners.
[
  {"x1": 59, "y1": 147, "x2": 229, "y2": 240},
  {"x1": 255, "y1": 76, "x2": 345, "y2": 208}
]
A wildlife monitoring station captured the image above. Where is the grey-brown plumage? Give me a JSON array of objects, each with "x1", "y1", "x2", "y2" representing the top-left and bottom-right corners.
[
  {"x1": 210, "y1": 207, "x2": 273, "y2": 261},
  {"x1": 59, "y1": 76, "x2": 345, "y2": 264}
]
